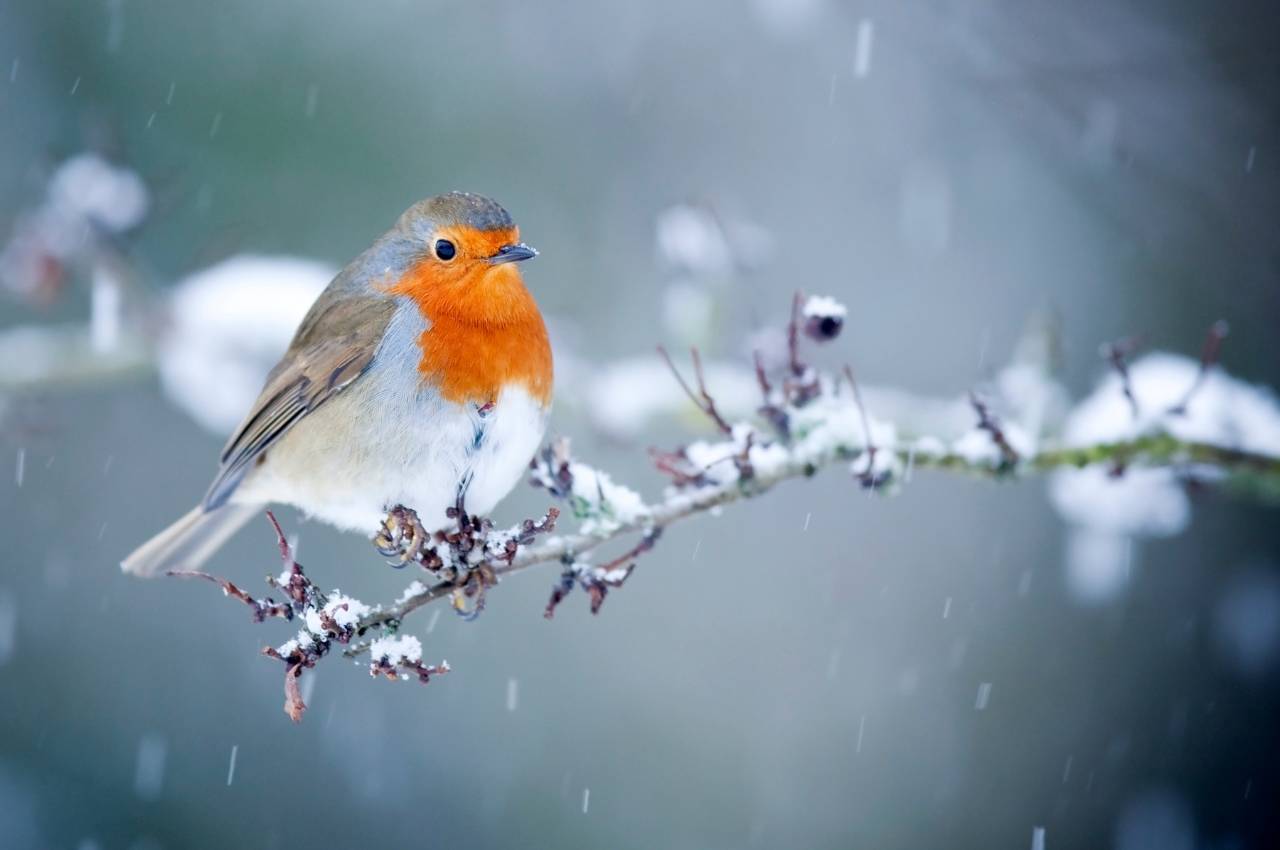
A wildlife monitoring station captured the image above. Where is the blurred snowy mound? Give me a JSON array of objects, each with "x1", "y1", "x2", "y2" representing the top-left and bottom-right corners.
[
  {"x1": 158, "y1": 255, "x2": 333, "y2": 434},
  {"x1": 0, "y1": 153, "x2": 148, "y2": 302},
  {"x1": 1050, "y1": 351, "x2": 1280, "y2": 603}
]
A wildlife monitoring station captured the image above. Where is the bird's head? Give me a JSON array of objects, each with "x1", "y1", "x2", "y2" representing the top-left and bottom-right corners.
[{"x1": 386, "y1": 192, "x2": 539, "y2": 325}]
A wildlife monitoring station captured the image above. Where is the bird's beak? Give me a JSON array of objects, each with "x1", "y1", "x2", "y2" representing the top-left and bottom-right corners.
[{"x1": 489, "y1": 242, "x2": 538, "y2": 264}]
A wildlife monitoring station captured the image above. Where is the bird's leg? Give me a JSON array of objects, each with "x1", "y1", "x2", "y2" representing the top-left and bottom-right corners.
[
  {"x1": 449, "y1": 471, "x2": 478, "y2": 535},
  {"x1": 453, "y1": 489, "x2": 469, "y2": 532},
  {"x1": 373, "y1": 504, "x2": 427, "y2": 566}
]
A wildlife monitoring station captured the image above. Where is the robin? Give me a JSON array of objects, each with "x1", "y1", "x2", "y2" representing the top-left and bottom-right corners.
[{"x1": 122, "y1": 192, "x2": 552, "y2": 576}]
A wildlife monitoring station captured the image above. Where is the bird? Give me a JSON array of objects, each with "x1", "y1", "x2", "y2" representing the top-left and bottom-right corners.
[{"x1": 122, "y1": 192, "x2": 553, "y2": 577}]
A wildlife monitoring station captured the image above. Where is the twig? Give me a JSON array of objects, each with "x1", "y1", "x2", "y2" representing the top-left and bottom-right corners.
[
  {"x1": 166, "y1": 569, "x2": 293, "y2": 623},
  {"x1": 753, "y1": 349, "x2": 790, "y2": 438},
  {"x1": 544, "y1": 527, "x2": 664, "y2": 618},
  {"x1": 1100, "y1": 335, "x2": 1144, "y2": 420},
  {"x1": 657, "y1": 345, "x2": 735, "y2": 435},
  {"x1": 842, "y1": 364, "x2": 880, "y2": 485},
  {"x1": 1168, "y1": 320, "x2": 1230, "y2": 416},
  {"x1": 787, "y1": 291, "x2": 804, "y2": 377},
  {"x1": 753, "y1": 350, "x2": 772, "y2": 398},
  {"x1": 968, "y1": 391, "x2": 1021, "y2": 468}
]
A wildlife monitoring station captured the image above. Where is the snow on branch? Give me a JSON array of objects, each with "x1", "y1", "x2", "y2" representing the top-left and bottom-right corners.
[{"x1": 171, "y1": 293, "x2": 1280, "y2": 721}]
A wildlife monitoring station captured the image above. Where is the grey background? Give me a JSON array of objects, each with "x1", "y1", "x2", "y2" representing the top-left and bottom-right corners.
[{"x1": 1, "y1": 0, "x2": 1277, "y2": 848}]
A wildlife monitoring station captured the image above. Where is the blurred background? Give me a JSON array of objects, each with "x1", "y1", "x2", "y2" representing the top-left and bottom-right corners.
[{"x1": 1, "y1": 0, "x2": 1278, "y2": 847}]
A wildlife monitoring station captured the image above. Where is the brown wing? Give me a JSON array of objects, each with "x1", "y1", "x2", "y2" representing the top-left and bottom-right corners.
[{"x1": 203, "y1": 292, "x2": 397, "y2": 510}]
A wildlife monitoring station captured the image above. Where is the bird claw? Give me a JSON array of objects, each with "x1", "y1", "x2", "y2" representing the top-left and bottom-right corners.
[{"x1": 373, "y1": 505, "x2": 427, "y2": 566}]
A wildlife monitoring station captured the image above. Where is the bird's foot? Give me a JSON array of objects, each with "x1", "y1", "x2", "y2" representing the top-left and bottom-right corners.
[
  {"x1": 373, "y1": 505, "x2": 428, "y2": 566},
  {"x1": 449, "y1": 561, "x2": 498, "y2": 621},
  {"x1": 443, "y1": 501, "x2": 493, "y2": 549}
]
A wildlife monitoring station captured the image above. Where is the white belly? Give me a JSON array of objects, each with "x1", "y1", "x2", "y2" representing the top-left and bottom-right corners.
[{"x1": 232, "y1": 311, "x2": 549, "y2": 535}]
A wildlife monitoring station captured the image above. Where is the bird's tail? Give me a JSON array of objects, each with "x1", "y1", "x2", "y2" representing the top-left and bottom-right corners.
[{"x1": 121, "y1": 503, "x2": 259, "y2": 577}]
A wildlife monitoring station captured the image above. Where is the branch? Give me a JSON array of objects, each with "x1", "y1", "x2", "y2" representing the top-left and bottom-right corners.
[
  {"x1": 349, "y1": 432, "x2": 1280, "y2": 644},
  {"x1": 162, "y1": 292, "x2": 1280, "y2": 721}
]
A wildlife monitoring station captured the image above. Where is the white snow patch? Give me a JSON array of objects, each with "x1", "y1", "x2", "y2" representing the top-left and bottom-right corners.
[
  {"x1": 569, "y1": 462, "x2": 649, "y2": 533},
  {"x1": 276, "y1": 629, "x2": 316, "y2": 658},
  {"x1": 790, "y1": 392, "x2": 897, "y2": 465},
  {"x1": 802, "y1": 295, "x2": 847, "y2": 321},
  {"x1": 395, "y1": 581, "x2": 428, "y2": 605},
  {"x1": 747, "y1": 440, "x2": 791, "y2": 479},
  {"x1": 303, "y1": 609, "x2": 324, "y2": 634},
  {"x1": 323, "y1": 594, "x2": 370, "y2": 629},
  {"x1": 370, "y1": 634, "x2": 423, "y2": 664}
]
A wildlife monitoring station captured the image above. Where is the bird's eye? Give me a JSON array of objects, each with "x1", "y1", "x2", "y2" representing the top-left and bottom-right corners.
[{"x1": 434, "y1": 239, "x2": 457, "y2": 261}]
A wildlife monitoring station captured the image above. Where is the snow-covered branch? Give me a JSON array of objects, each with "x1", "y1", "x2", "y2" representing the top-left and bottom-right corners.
[
  {"x1": 7, "y1": 155, "x2": 1279, "y2": 721},
  {"x1": 178, "y1": 293, "x2": 1280, "y2": 721}
]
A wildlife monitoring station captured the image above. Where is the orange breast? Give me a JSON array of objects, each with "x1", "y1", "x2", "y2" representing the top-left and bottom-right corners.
[{"x1": 386, "y1": 255, "x2": 553, "y2": 407}]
